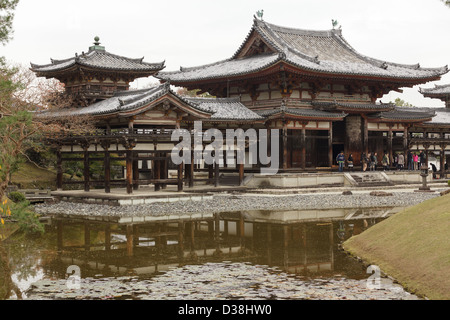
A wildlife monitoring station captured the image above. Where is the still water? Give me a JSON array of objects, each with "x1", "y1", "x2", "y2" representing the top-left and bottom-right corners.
[{"x1": 1, "y1": 208, "x2": 418, "y2": 300}]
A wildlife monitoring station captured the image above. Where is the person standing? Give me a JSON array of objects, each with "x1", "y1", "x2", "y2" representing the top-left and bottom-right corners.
[
  {"x1": 413, "y1": 153, "x2": 419, "y2": 170},
  {"x1": 373, "y1": 152, "x2": 378, "y2": 171},
  {"x1": 347, "y1": 153, "x2": 354, "y2": 172},
  {"x1": 398, "y1": 153, "x2": 405, "y2": 170},
  {"x1": 361, "y1": 153, "x2": 368, "y2": 172},
  {"x1": 336, "y1": 151, "x2": 345, "y2": 172},
  {"x1": 419, "y1": 151, "x2": 426, "y2": 168},
  {"x1": 382, "y1": 152, "x2": 389, "y2": 171},
  {"x1": 407, "y1": 151, "x2": 413, "y2": 171}
]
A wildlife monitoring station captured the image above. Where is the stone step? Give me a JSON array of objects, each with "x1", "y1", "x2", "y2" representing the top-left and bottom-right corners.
[{"x1": 345, "y1": 172, "x2": 393, "y2": 187}]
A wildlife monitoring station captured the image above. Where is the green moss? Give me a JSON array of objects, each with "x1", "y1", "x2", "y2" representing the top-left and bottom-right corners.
[{"x1": 343, "y1": 194, "x2": 450, "y2": 300}]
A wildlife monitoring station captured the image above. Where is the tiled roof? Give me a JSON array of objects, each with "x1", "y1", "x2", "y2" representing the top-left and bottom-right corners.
[
  {"x1": 157, "y1": 53, "x2": 280, "y2": 82},
  {"x1": 37, "y1": 83, "x2": 263, "y2": 121},
  {"x1": 312, "y1": 101, "x2": 394, "y2": 112},
  {"x1": 419, "y1": 84, "x2": 450, "y2": 97},
  {"x1": 423, "y1": 108, "x2": 450, "y2": 125},
  {"x1": 157, "y1": 18, "x2": 447, "y2": 83},
  {"x1": 183, "y1": 97, "x2": 264, "y2": 120},
  {"x1": 369, "y1": 107, "x2": 436, "y2": 121},
  {"x1": 255, "y1": 107, "x2": 347, "y2": 120},
  {"x1": 31, "y1": 46, "x2": 165, "y2": 74}
]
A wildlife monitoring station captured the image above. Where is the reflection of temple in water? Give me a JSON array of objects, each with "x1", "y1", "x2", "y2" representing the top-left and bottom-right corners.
[{"x1": 43, "y1": 207, "x2": 396, "y2": 279}]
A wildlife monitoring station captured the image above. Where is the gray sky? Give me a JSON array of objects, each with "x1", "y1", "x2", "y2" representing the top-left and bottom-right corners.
[{"x1": 3, "y1": 0, "x2": 450, "y2": 107}]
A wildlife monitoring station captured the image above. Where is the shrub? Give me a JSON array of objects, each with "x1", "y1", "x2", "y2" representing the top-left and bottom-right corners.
[{"x1": 8, "y1": 191, "x2": 26, "y2": 203}]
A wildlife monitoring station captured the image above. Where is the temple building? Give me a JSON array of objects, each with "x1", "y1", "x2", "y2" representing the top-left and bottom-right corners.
[
  {"x1": 157, "y1": 17, "x2": 448, "y2": 170},
  {"x1": 32, "y1": 37, "x2": 264, "y2": 193},
  {"x1": 32, "y1": 18, "x2": 450, "y2": 193}
]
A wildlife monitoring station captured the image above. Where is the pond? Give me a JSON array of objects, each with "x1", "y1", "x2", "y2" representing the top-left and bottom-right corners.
[{"x1": 0, "y1": 207, "x2": 418, "y2": 300}]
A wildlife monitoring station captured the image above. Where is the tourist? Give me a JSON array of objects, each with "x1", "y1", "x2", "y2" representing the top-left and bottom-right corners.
[
  {"x1": 407, "y1": 151, "x2": 413, "y2": 171},
  {"x1": 336, "y1": 151, "x2": 345, "y2": 172},
  {"x1": 419, "y1": 151, "x2": 426, "y2": 168},
  {"x1": 373, "y1": 152, "x2": 378, "y2": 171},
  {"x1": 382, "y1": 152, "x2": 389, "y2": 171},
  {"x1": 369, "y1": 152, "x2": 376, "y2": 171},
  {"x1": 361, "y1": 153, "x2": 368, "y2": 172},
  {"x1": 398, "y1": 153, "x2": 405, "y2": 170},
  {"x1": 347, "y1": 153, "x2": 354, "y2": 172},
  {"x1": 430, "y1": 163, "x2": 437, "y2": 179},
  {"x1": 413, "y1": 153, "x2": 419, "y2": 170}
]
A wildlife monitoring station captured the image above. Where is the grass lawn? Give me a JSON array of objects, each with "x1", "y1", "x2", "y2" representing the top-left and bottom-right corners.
[
  {"x1": 343, "y1": 194, "x2": 450, "y2": 300},
  {"x1": 10, "y1": 162, "x2": 57, "y2": 190}
]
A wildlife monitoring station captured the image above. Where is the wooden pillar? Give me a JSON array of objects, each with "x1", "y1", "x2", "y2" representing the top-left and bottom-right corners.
[
  {"x1": 161, "y1": 155, "x2": 168, "y2": 190},
  {"x1": 56, "y1": 147, "x2": 63, "y2": 190},
  {"x1": 126, "y1": 224, "x2": 134, "y2": 257},
  {"x1": 83, "y1": 146, "x2": 90, "y2": 192},
  {"x1": 214, "y1": 162, "x2": 220, "y2": 187},
  {"x1": 283, "y1": 121, "x2": 288, "y2": 169},
  {"x1": 301, "y1": 126, "x2": 306, "y2": 170},
  {"x1": 177, "y1": 163, "x2": 183, "y2": 192},
  {"x1": 102, "y1": 142, "x2": 111, "y2": 193},
  {"x1": 388, "y1": 127, "x2": 393, "y2": 166},
  {"x1": 132, "y1": 157, "x2": 139, "y2": 191},
  {"x1": 208, "y1": 164, "x2": 214, "y2": 184},
  {"x1": 155, "y1": 155, "x2": 161, "y2": 191},
  {"x1": 363, "y1": 116, "x2": 369, "y2": 154},
  {"x1": 403, "y1": 125, "x2": 409, "y2": 156},
  {"x1": 328, "y1": 122, "x2": 333, "y2": 167},
  {"x1": 440, "y1": 145, "x2": 446, "y2": 179},
  {"x1": 239, "y1": 163, "x2": 244, "y2": 186},
  {"x1": 126, "y1": 149, "x2": 133, "y2": 194},
  {"x1": 189, "y1": 149, "x2": 194, "y2": 188}
]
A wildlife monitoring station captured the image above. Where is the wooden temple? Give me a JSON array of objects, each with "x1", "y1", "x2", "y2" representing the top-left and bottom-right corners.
[
  {"x1": 157, "y1": 17, "x2": 449, "y2": 171},
  {"x1": 31, "y1": 18, "x2": 450, "y2": 193}
]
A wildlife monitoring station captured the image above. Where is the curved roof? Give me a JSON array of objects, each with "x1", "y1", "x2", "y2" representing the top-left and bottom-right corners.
[
  {"x1": 369, "y1": 107, "x2": 436, "y2": 122},
  {"x1": 157, "y1": 18, "x2": 447, "y2": 83},
  {"x1": 31, "y1": 40, "x2": 165, "y2": 76},
  {"x1": 255, "y1": 107, "x2": 347, "y2": 120},
  {"x1": 37, "y1": 83, "x2": 263, "y2": 121},
  {"x1": 312, "y1": 101, "x2": 394, "y2": 112},
  {"x1": 419, "y1": 84, "x2": 450, "y2": 98}
]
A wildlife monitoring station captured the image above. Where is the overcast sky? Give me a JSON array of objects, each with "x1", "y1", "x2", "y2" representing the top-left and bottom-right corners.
[{"x1": 3, "y1": 0, "x2": 450, "y2": 107}]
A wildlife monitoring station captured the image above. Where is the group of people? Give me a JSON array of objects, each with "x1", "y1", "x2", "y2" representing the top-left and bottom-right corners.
[{"x1": 335, "y1": 150, "x2": 431, "y2": 172}]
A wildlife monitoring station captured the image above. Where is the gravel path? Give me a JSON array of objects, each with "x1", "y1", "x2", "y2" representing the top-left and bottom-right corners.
[{"x1": 34, "y1": 191, "x2": 441, "y2": 218}]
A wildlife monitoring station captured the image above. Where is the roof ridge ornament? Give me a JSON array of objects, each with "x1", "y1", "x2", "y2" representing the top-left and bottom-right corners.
[
  {"x1": 89, "y1": 36, "x2": 105, "y2": 52},
  {"x1": 256, "y1": 10, "x2": 264, "y2": 20}
]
